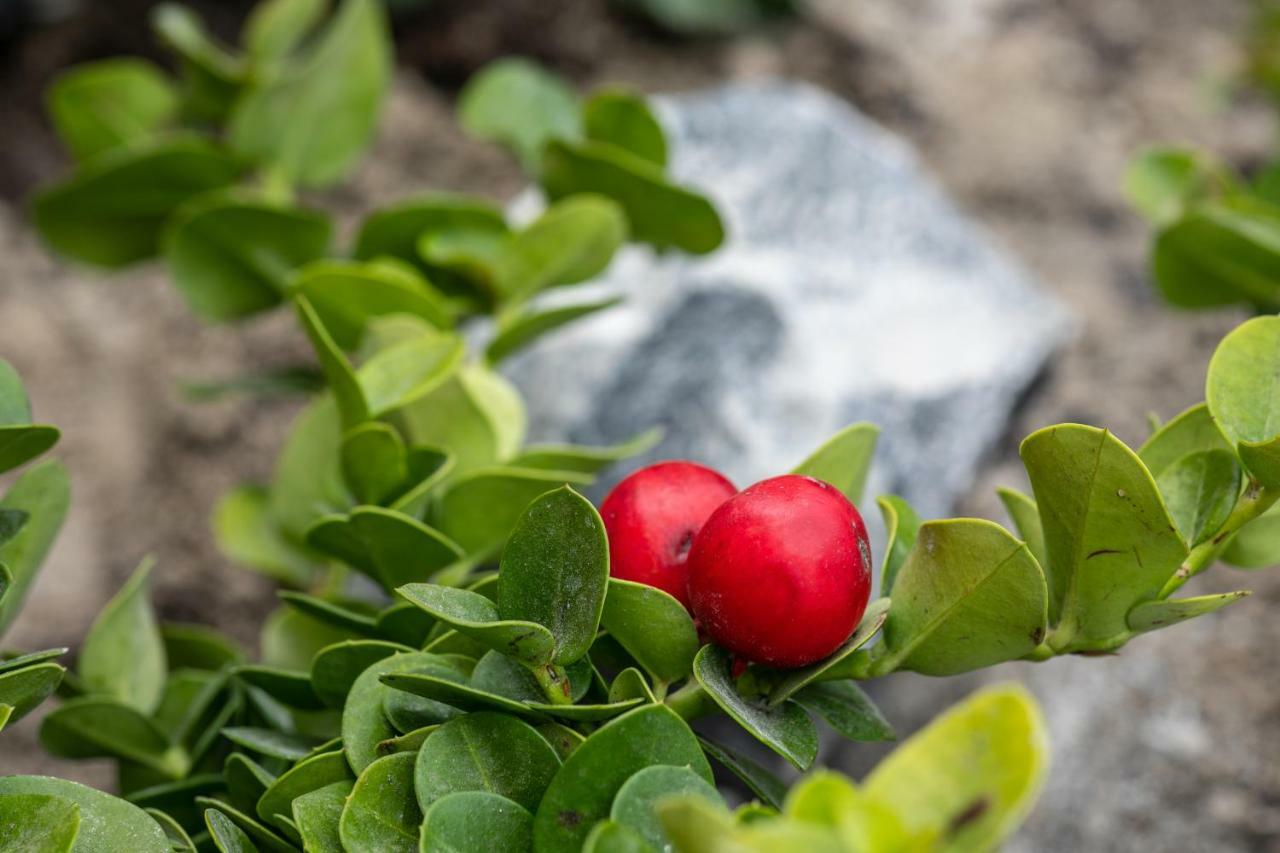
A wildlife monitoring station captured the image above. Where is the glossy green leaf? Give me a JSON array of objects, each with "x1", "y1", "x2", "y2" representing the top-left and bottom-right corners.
[
  {"x1": 421, "y1": 791, "x2": 533, "y2": 853},
  {"x1": 205, "y1": 808, "x2": 261, "y2": 853},
  {"x1": 876, "y1": 519, "x2": 1046, "y2": 675},
  {"x1": 311, "y1": 639, "x2": 411, "y2": 707},
  {"x1": 229, "y1": 0, "x2": 390, "y2": 187},
  {"x1": 1155, "y1": 449, "x2": 1242, "y2": 546},
  {"x1": 792, "y1": 422, "x2": 879, "y2": 505},
  {"x1": 611, "y1": 765, "x2": 724, "y2": 850},
  {"x1": 584, "y1": 88, "x2": 667, "y2": 167},
  {"x1": 292, "y1": 260, "x2": 454, "y2": 349},
  {"x1": 498, "y1": 487, "x2": 609, "y2": 665},
  {"x1": 32, "y1": 138, "x2": 243, "y2": 268},
  {"x1": 542, "y1": 139, "x2": 724, "y2": 254},
  {"x1": 496, "y1": 196, "x2": 628, "y2": 300},
  {"x1": 1224, "y1": 502, "x2": 1280, "y2": 568},
  {"x1": 414, "y1": 712, "x2": 560, "y2": 813},
  {"x1": 382, "y1": 674, "x2": 461, "y2": 735},
  {"x1": 1138, "y1": 402, "x2": 1232, "y2": 478},
  {"x1": 766, "y1": 596, "x2": 889, "y2": 705},
  {"x1": 1127, "y1": 590, "x2": 1250, "y2": 634},
  {"x1": 0, "y1": 662, "x2": 64, "y2": 723},
  {"x1": 243, "y1": 0, "x2": 326, "y2": 63},
  {"x1": 291, "y1": 780, "x2": 350, "y2": 853},
  {"x1": 1152, "y1": 200, "x2": 1280, "y2": 309},
  {"x1": 40, "y1": 697, "x2": 187, "y2": 778},
  {"x1": 342, "y1": 651, "x2": 464, "y2": 773},
  {"x1": 198, "y1": 799, "x2": 294, "y2": 853},
  {"x1": 296, "y1": 297, "x2": 368, "y2": 429},
  {"x1": 693, "y1": 645, "x2": 817, "y2": 770},
  {"x1": 486, "y1": 297, "x2": 624, "y2": 364},
  {"x1": 0, "y1": 461, "x2": 71, "y2": 636},
  {"x1": 863, "y1": 684, "x2": 1049, "y2": 851},
  {"x1": 696, "y1": 735, "x2": 786, "y2": 810},
  {"x1": 533, "y1": 704, "x2": 712, "y2": 853},
  {"x1": 995, "y1": 488, "x2": 1047, "y2": 578},
  {"x1": 1022, "y1": 425, "x2": 1187, "y2": 648},
  {"x1": 434, "y1": 466, "x2": 594, "y2": 558},
  {"x1": 338, "y1": 752, "x2": 422, "y2": 853},
  {"x1": 163, "y1": 194, "x2": 331, "y2": 322},
  {"x1": 509, "y1": 429, "x2": 662, "y2": 474},
  {"x1": 1123, "y1": 147, "x2": 1231, "y2": 226},
  {"x1": 1207, "y1": 316, "x2": 1280, "y2": 486},
  {"x1": 144, "y1": 807, "x2": 196, "y2": 852},
  {"x1": 78, "y1": 560, "x2": 166, "y2": 712},
  {"x1": 257, "y1": 749, "x2": 352, "y2": 826},
  {"x1": 397, "y1": 584, "x2": 556, "y2": 665},
  {"x1": 221, "y1": 728, "x2": 320, "y2": 762},
  {"x1": 213, "y1": 486, "x2": 317, "y2": 588},
  {"x1": 46, "y1": 58, "x2": 177, "y2": 161},
  {"x1": 609, "y1": 668, "x2": 656, "y2": 705},
  {"x1": 353, "y1": 193, "x2": 506, "y2": 274},
  {"x1": 792, "y1": 680, "x2": 894, "y2": 743},
  {"x1": 458, "y1": 58, "x2": 580, "y2": 172},
  {"x1": 0, "y1": 776, "x2": 169, "y2": 852},
  {"x1": 600, "y1": 579, "x2": 699, "y2": 683}
]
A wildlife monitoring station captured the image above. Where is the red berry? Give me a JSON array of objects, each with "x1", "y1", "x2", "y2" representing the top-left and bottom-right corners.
[
  {"x1": 686, "y1": 474, "x2": 872, "y2": 668},
  {"x1": 600, "y1": 461, "x2": 738, "y2": 608}
]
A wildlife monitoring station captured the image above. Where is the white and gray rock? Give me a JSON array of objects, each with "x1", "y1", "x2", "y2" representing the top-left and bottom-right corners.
[{"x1": 504, "y1": 80, "x2": 1072, "y2": 522}]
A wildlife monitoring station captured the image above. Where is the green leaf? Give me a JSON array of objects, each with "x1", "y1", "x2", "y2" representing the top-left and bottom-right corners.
[
  {"x1": 310, "y1": 639, "x2": 411, "y2": 707},
  {"x1": 414, "y1": 712, "x2": 560, "y2": 813},
  {"x1": 1155, "y1": 449, "x2": 1243, "y2": 546},
  {"x1": 40, "y1": 697, "x2": 187, "y2": 778},
  {"x1": 32, "y1": 138, "x2": 244, "y2": 268},
  {"x1": 496, "y1": 195, "x2": 628, "y2": 300},
  {"x1": 863, "y1": 684, "x2": 1049, "y2": 851},
  {"x1": 1123, "y1": 147, "x2": 1232, "y2": 226},
  {"x1": 353, "y1": 193, "x2": 506, "y2": 273},
  {"x1": 46, "y1": 58, "x2": 177, "y2": 161},
  {"x1": 0, "y1": 662, "x2": 64, "y2": 723},
  {"x1": 609, "y1": 668, "x2": 657, "y2": 704},
  {"x1": 541, "y1": 139, "x2": 724, "y2": 254},
  {"x1": 1127, "y1": 590, "x2": 1251, "y2": 634},
  {"x1": 417, "y1": 227, "x2": 506, "y2": 294},
  {"x1": 1207, "y1": 316, "x2": 1280, "y2": 486},
  {"x1": 214, "y1": 486, "x2": 317, "y2": 587},
  {"x1": 381, "y1": 672, "x2": 541, "y2": 720},
  {"x1": 295, "y1": 297, "x2": 368, "y2": 429},
  {"x1": 583, "y1": 820, "x2": 651, "y2": 853},
  {"x1": 0, "y1": 776, "x2": 169, "y2": 852},
  {"x1": 338, "y1": 752, "x2": 422, "y2": 853},
  {"x1": 458, "y1": 58, "x2": 580, "y2": 172},
  {"x1": 0, "y1": 361, "x2": 58, "y2": 477},
  {"x1": 205, "y1": 808, "x2": 261, "y2": 853},
  {"x1": 433, "y1": 467, "x2": 593, "y2": 557},
  {"x1": 1022, "y1": 426, "x2": 1188, "y2": 647},
  {"x1": 612, "y1": 765, "x2": 724, "y2": 850},
  {"x1": 875, "y1": 520, "x2": 1046, "y2": 675},
  {"x1": 268, "y1": 397, "x2": 351, "y2": 544},
  {"x1": 356, "y1": 329, "x2": 467, "y2": 419},
  {"x1": 522, "y1": 697, "x2": 643, "y2": 722},
  {"x1": 766, "y1": 596, "x2": 889, "y2": 705},
  {"x1": 584, "y1": 88, "x2": 667, "y2": 167},
  {"x1": 163, "y1": 194, "x2": 331, "y2": 322},
  {"x1": 228, "y1": 0, "x2": 390, "y2": 187},
  {"x1": 792, "y1": 422, "x2": 879, "y2": 505},
  {"x1": 791, "y1": 680, "x2": 894, "y2": 743},
  {"x1": 696, "y1": 736, "x2": 786, "y2": 810},
  {"x1": 162, "y1": 623, "x2": 246, "y2": 671},
  {"x1": 235, "y1": 665, "x2": 323, "y2": 710},
  {"x1": 396, "y1": 584, "x2": 556, "y2": 665},
  {"x1": 198, "y1": 800, "x2": 293, "y2": 853},
  {"x1": 221, "y1": 728, "x2": 322, "y2": 762},
  {"x1": 600, "y1": 579, "x2": 699, "y2": 683},
  {"x1": 421, "y1": 791, "x2": 533, "y2": 853},
  {"x1": 0, "y1": 703, "x2": 11, "y2": 734},
  {"x1": 291, "y1": 780, "x2": 351, "y2": 853},
  {"x1": 995, "y1": 488, "x2": 1047, "y2": 578},
  {"x1": 693, "y1": 645, "x2": 817, "y2": 770},
  {"x1": 243, "y1": 0, "x2": 327, "y2": 63},
  {"x1": 78, "y1": 559, "x2": 166, "y2": 713},
  {"x1": 0, "y1": 461, "x2": 70, "y2": 636},
  {"x1": 144, "y1": 807, "x2": 196, "y2": 852},
  {"x1": 1152, "y1": 200, "x2": 1280, "y2": 309},
  {"x1": 1138, "y1": 402, "x2": 1232, "y2": 478},
  {"x1": 308, "y1": 508, "x2": 464, "y2": 591},
  {"x1": 498, "y1": 487, "x2": 609, "y2": 665},
  {"x1": 151, "y1": 4, "x2": 245, "y2": 124},
  {"x1": 470, "y1": 650, "x2": 591, "y2": 705},
  {"x1": 224, "y1": 754, "x2": 276, "y2": 815},
  {"x1": 341, "y1": 651, "x2": 461, "y2": 773},
  {"x1": 257, "y1": 749, "x2": 352, "y2": 826},
  {"x1": 261, "y1": 605, "x2": 356, "y2": 670},
  {"x1": 533, "y1": 704, "x2": 712, "y2": 853},
  {"x1": 1224, "y1": 502, "x2": 1280, "y2": 568},
  {"x1": 125, "y1": 774, "x2": 222, "y2": 829},
  {"x1": 487, "y1": 297, "x2": 624, "y2": 364},
  {"x1": 291, "y1": 260, "x2": 454, "y2": 349},
  {"x1": 509, "y1": 429, "x2": 662, "y2": 474}
]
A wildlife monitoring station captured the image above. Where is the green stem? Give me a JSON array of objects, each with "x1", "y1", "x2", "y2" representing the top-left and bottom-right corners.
[
  {"x1": 532, "y1": 663, "x2": 574, "y2": 705},
  {"x1": 1162, "y1": 479, "x2": 1277, "y2": 597},
  {"x1": 663, "y1": 682, "x2": 717, "y2": 721}
]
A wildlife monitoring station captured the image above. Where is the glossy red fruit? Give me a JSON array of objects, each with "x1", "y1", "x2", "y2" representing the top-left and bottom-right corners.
[
  {"x1": 687, "y1": 474, "x2": 872, "y2": 668},
  {"x1": 600, "y1": 461, "x2": 738, "y2": 608}
]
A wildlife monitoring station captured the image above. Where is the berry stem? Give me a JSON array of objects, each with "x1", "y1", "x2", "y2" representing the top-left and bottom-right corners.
[
  {"x1": 1160, "y1": 479, "x2": 1277, "y2": 598},
  {"x1": 532, "y1": 663, "x2": 574, "y2": 705}
]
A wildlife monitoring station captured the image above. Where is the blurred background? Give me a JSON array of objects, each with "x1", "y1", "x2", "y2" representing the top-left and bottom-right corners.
[{"x1": 2, "y1": 0, "x2": 1278, "y2": 849}]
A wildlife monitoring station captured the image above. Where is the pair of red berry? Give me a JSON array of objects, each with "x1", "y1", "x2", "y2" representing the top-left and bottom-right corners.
[{"x1": 600, "y1": 462, "x2": 873, "y2": 669}]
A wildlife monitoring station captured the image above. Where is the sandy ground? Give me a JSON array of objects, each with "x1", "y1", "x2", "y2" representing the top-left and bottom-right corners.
[{"x1": 2, "y1": 0, "x2": 1279, "y2": 848}]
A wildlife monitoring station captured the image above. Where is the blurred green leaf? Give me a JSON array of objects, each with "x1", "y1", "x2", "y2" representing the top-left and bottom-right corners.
[
  {"x1": 0, "y1": 776, "x2": 169, "y2": 852},
  {"x1": 310, "y1": 639, "x2": 411, "y2": 708},
  {"x1": 355, "y1": 328, "x2": 466, "y2": 419},
  {"x1": 496, "y1": 196, "x2": 628, "y2": 301},
  {"x1": 1224, "y1": 502, "x2": 1280, "y2": 568},
  {"x1": 509, "y1": 429, "x2": 661, "y2": 474},
  {"x1": 1152, "y1": 199, "x2": 1280, "y2": 310},
  {"x1": 353, "y1": 193, "x2": 506, "y2": 279},
  {"x1": 584, "y1": 88, "x2": 667, "y2": 167},
  {"x1": 261, "y1": 606, "x2": 355, "y2": 670},
  {"x1": 244, "y1": 0, "x2": 327, "y2": 63},
  {"x1": 600, "y1": 579, "x2": 699, "y2": 683},
  {"x1": 458, "y1": 58, "x2": 580, "y2": 172},
  {"x1": 792, "y1": 681, "x2": 894, "y2": 743},
  {"x1": 151, "y1": 4, "x2": 245, "y2": 124},
  {"x1": 1123, "y1": 147, "x2": 1233, "y2": 226},
  {"x1": 292, "y1": 260, "x2": 454, "y2": 349},
  {"x1": 46, "y1": 58, "x2": 177, "y2": 161},
  {"x1": 0, "y1": 360, "x2": 59, "y2": 477},
  {"x1": 791, "y1": 422, "x2": 879, "y2": 505},
  {"x1": 78, "y1": 559, "x2": 166, "y2": 713},
  {"x1": 32, "y1": 138, "x2": 243, "y2": 268},
  {"x1": 0, "y1": 661, "x2": 64, "y2": 723},
  {"x1": 1207, "y1": 316, "x2": 1280, "y2": 486},
  {"x1": 696, "y1": 735, "x2": 786, "y2": 810},
  {"x1": 41, "y1": 697, "x2": 187, "y2": 778},
  {"x1": 229, "y1": 0, "x2": 390, "y2": 186},
  {"x1": 421, "y1": 791, "x2": 533, "y2": 853},
  {"x1": 214, "y1": 486, "x2": 317, "y2": 588},
  {"x1": 341, "y1": 422, "x2": 407, "y2": 508},
  {"x1": 0, "y1": 461, "x2": 70, "y2": 637},
  {"x1": 433, "y1": 466, "x2": 592, "y2": 557},
  {"x1": 488, "y1": 296, "x2": 625, "y2": 364},
  {"x1": 396, "y1": 364, "x2": 527, "y2": 479},
  {"x1": 181, "y1": 365, "x2": 325, "y2": 402},
  {"x1": 296, "y1": 297, "x2": 368, "y2": 429},
  {"x1": 235, "y1": 665, "x2": 323, "y2": 710}
]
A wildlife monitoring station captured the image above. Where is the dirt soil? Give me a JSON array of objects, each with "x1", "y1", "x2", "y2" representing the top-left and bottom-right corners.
[{"x1": 2, "y1": 1, "x2": 1279, "y2": 849}]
